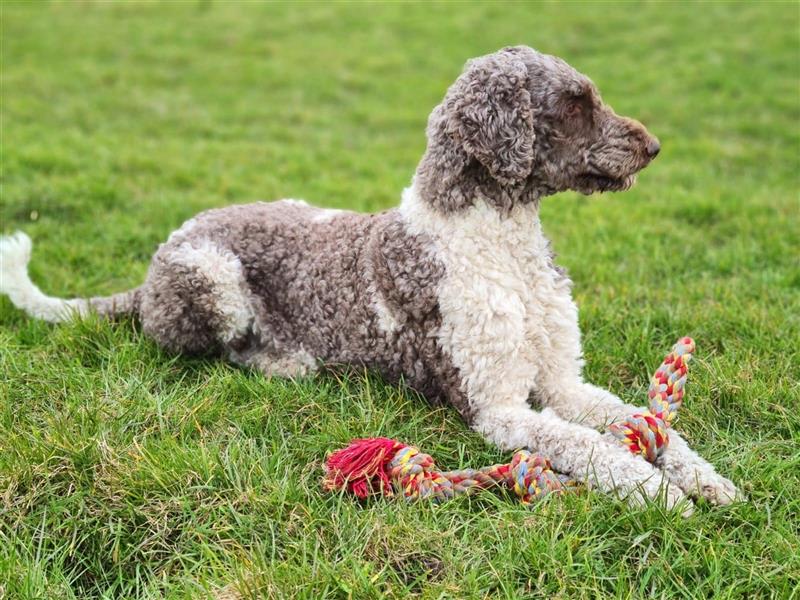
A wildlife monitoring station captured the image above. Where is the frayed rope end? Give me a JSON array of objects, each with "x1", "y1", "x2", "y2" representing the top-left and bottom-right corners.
[{"x1": 323, "y1": 437, "x2": 406, "y2": 498}]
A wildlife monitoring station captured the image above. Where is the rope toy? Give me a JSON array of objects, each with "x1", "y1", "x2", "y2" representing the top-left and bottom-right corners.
[
  {"x1": 608, "y1": 336, "x2": 695, "y2": 462},
  {"x1": 323, "y1": 437, "x2": 572, "y2": 503},
  {"x1": 323, "y1": 337, "x2": 695, "y2": 504}
]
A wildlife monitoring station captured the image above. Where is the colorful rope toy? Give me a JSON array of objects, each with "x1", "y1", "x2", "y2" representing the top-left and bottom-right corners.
[
  {"x1": 323, "y1": 437, "x2": 571, "y2": 503},
  {"x1": 608, "y1": 336, "x2": 695, "y2": 462},
  {"x1": 324, "y1": 337, "x2": 695, "y2": 504}
]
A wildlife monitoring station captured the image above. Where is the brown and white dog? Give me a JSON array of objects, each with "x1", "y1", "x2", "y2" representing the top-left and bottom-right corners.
[{"x1": 0, "y1": 46, "x2": 739, "y2": 512}]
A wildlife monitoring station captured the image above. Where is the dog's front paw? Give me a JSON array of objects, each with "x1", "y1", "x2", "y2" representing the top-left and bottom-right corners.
[
  {"x1": 696, "y1": 472, "x2": 742, "y2": 505},
  {"x1": 663, "y1": 460, "x2": 743, "y2": 506},
  {"x1": 656, "y1": 434, "x2": 744, "y2": 507}
]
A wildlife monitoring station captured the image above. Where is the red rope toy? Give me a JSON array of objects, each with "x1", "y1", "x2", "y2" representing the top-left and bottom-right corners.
[{"x1": 323, "y1": 337, "x2": 695, "y2": 504}]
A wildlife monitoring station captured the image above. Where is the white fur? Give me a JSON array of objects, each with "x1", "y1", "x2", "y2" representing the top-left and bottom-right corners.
[
  {"x1": 401, "y1": 187, "x2": 543, "y2": 413},
  {"x1": 312, "y1": 208, "x2": 348, "y2": 223},
  {"x1": 237, "y1": 348, "x2": 318, "y2": 378},
  {"x1": 0, "y1": 232, "x2": 88, "y2": 322},
  {"x1": 400, "y1": 186, "x2": 697, "y2": 511},
  {"x1": 169, "y1": 240, "x2": 253, "y2": 344},
  {"x1": 276, "y1": 199, "x2": 349, "y2": 223},
  {"x1": 167, "y1": 216, "x2": 198, "y2": 243},
  {"x1": 371, "y1": 291, "x2": 400, "y2": 334}
]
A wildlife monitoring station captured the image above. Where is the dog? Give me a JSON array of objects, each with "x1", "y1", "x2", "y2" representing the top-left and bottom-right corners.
[{"x1": 0, "y1": 46, "x2": 739, "y2": 512}]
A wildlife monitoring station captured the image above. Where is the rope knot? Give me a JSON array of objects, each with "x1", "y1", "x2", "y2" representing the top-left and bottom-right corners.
[
  {"x1": 609, "y1": 337, "x2": 695, "y2": 461},
  {"x1": 508, "y1": 450, "x2": 569, "y2": 503}
]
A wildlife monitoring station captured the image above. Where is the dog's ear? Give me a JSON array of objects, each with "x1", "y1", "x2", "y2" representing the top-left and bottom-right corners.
[{"x1": 447, "y1": 50, "x2": 535, "y2": 185}]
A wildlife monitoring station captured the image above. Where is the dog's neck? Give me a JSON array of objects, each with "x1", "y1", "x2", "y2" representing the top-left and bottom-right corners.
[
  {"x1": 400, "y1": 184, "x2": 548, "y2": 250},
  {"x1": 412, "y1": 141, "x2": 556, "y2": 215}
]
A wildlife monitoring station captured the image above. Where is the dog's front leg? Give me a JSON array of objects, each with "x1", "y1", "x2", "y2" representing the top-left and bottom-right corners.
[
  {"x1": 433, "y1": 272, "x2": 687, "y2": 511},
  {"x1": 470, "y1": 398, "x2": 692, "y2": 514},
  {"x1": 539, "y1": 382, "x2": 741, "y2": 505},
  {"x1": 529, "y1": 284, "x2": 740, "y2": 505}
]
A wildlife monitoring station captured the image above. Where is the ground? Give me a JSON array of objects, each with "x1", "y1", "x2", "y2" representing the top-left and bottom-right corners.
[{"x1": 1, "y1": 2, "x2": 798, "y2": 598}]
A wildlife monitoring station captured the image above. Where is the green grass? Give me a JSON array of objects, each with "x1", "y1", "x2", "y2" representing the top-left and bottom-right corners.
[{"x1": 1, "y1": 1, "x2": 799, "y2": 598}]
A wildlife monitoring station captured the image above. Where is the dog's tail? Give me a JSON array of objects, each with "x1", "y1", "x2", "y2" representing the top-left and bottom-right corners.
[{"x1": 0, "y1": 231, "x2": 141, "y2": 323}]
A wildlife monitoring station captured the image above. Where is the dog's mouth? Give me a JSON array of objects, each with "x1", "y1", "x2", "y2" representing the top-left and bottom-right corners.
[{"x1": 576, "y1": 172, "x2": 637, "y2": 194}]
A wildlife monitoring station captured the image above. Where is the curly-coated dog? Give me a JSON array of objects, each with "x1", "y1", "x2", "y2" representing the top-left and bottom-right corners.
[{"x1": 1, "y1": 46, "x2": 739, "y2": 512}]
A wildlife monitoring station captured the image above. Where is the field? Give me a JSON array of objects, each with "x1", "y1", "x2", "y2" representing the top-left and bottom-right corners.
[{"x1": 1, "y1": 2, "x2": 798, "y2": 598}]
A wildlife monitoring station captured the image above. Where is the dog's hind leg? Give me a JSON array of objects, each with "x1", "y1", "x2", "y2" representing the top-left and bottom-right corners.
[
  {"x1": 230, "y1": 346, "x2": 318, "y2": 378},
  {"x1": 139, "y1": 240, "x2": 255, "y2": 355},
  {"x1": 139, "y1": 238, "x2": 317, "y2": 378}
]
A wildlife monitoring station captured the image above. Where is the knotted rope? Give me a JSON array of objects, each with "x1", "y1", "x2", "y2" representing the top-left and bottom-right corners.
[
  {"x1": 323, "y1": 437, "x2": 571, "y2": 503},
  {"x1": 608, "y1": 336, "x2": 695, "y2": 462},
  {"x1": 323, "y1": 337, "x2": 695, "y2": 505}
]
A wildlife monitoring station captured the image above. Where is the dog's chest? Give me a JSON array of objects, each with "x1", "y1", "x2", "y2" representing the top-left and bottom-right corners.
[
  {"x1": 429, "y1": 200, "x2": 559, "y2": 336},
  {"x1": 400, "y1": 189, "x2": 566, "y2": 405}
]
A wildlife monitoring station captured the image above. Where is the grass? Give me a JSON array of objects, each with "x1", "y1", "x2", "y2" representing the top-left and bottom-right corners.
[{"x1": 1, "y1": 1, "x2": 798, "y2": 598}]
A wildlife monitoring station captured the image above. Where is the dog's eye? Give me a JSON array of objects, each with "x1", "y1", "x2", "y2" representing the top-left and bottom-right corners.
[{"x1": 565, "y1": 102, "x2": 582, "y2": 117}]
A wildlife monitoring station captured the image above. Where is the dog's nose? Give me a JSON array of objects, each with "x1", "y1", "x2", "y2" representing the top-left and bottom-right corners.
[{"x1": 646, "y1": 137, "x2": 661, "y2": 159}]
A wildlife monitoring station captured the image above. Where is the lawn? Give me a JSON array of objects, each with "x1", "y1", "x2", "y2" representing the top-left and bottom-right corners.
[{"x1": 1, "y1": 1, "x2": 799, "y2": 598}]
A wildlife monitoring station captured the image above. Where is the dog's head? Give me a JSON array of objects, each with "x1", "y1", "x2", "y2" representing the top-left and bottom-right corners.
[{"x1": 417, "y1": 46, "x2": 660, "y2": 210}]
